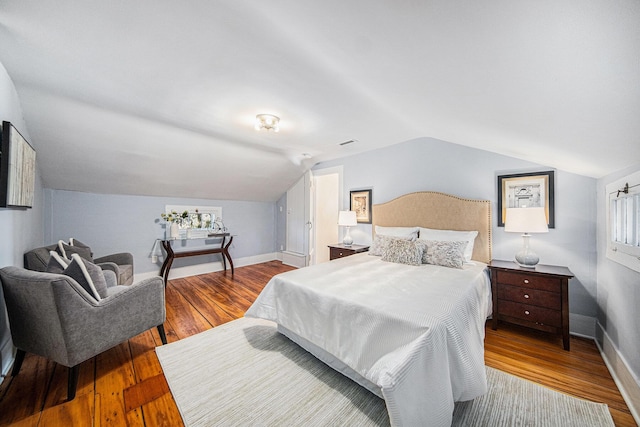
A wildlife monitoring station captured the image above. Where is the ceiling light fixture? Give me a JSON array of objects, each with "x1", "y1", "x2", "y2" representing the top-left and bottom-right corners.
[{"x1": 255, "y1": 114, "x2": 280, "y2": 132}]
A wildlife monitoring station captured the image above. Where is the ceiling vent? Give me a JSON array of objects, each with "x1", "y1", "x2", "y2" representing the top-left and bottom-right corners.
[{"x1": 339, "y1": 139, "x2": 357, "y2": 146}]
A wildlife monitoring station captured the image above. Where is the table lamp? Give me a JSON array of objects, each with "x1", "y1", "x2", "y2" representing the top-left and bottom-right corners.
[
  {"x1": 338, "y1": 210, "x2": 357, "y2": 246},
  {"x1": 505, "y1": 207, "x2": 549, "y2": 267}
]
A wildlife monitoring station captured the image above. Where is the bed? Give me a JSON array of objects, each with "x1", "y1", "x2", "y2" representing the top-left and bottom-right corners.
[{"x1": 245, "y1": 191, "x2": 492, "y2": 426}]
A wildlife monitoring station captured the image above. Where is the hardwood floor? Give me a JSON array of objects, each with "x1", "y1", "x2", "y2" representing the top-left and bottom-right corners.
[{"x1": 0, "y1": 261, "x2": 636, "y2": 426}]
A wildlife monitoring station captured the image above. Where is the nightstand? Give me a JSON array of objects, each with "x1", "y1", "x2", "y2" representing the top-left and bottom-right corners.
[
  {"x1": 328, "y1": 244, "x2": 369, "y2": 260},
  {"x1": 488, "y1": 260, "x2": 574, "y2": 350}
]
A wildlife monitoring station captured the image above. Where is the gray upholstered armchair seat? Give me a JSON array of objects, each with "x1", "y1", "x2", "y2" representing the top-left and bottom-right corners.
[
  {"x1": 0, "y1": 266, "x2": 166, "y2": 400},
  {"x1": 24, "y1": 244, "x2": 134, "y2": 285}
]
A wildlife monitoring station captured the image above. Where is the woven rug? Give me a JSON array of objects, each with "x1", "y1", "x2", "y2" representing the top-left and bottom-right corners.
[{"x1": 156, "y1": 318, "x2": 614, "y2": 427}]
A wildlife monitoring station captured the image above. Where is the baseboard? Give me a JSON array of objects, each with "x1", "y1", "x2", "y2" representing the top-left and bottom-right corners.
[
  {"x1": 134, "y1": 252, "x2": 280, "y2": 282},
  {"x1": 281, "y1": 251, "x2": 307, "y2": 268},
  {"x1": 596, "y1": 321, "x2": 640, "y2": 425},
  {"x1": 569, "y1": 313, "x2": 596, "y2": 338}
]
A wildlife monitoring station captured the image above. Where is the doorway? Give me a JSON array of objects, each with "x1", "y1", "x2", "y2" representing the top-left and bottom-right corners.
[{"x1": 313, "y1": 167, "x2": 342, "y2": 264}]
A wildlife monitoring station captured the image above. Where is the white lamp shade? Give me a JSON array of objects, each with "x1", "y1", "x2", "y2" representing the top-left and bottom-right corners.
[
  {"x1": 505, "y1": 207, "x2": 549, "y2": 233},
  {"x1": 338, "y1": 210, "x2": 357, "y2": 226}
]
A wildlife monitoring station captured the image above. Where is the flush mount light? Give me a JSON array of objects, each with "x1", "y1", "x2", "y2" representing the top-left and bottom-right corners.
[{"x1": 255, "y1": 114, "x2": 280, "y2": 132}]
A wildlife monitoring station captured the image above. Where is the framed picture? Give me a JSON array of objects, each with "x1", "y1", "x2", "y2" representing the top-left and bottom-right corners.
[
  {"x1": 350, "y1": 189, "x2": 372, "y2": 224},
  {"x1": 0, "y1": 121, "x2": 36, "y2": 208},
  {"x1": 497, "y1": 171, "x2": 555, "y2": 228}
]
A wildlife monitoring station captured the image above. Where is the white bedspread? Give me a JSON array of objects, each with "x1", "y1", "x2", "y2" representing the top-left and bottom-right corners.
[{"x1": 245, "y1": 253, "x2": 491, "y2": 426}]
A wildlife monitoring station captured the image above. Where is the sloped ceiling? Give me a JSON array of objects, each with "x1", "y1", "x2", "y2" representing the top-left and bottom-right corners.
[{"x1": 0, "y1": 1, "x2": 638, "y2": 202}]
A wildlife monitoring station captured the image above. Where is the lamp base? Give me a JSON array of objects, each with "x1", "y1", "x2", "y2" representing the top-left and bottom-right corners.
[
  {"x1": 343, "y1": 227, "x2": 353, "y2": 247},
  {"x1": 515, "y1": 251, "x2": 539, "y2": 268},
  {"x1": 515, "y1": 234, "x2": 539, "y2": 268}
]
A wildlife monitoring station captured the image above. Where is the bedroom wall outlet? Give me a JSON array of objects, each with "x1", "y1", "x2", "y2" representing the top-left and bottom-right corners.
[
  {"x1": 151, "y1": 255, "x2": 158, "y2": 263},
  {"x1": 280, "y1": 245, "x2": 284, "y2": 251}
]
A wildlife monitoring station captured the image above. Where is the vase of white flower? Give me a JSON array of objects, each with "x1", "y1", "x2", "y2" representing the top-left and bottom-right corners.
[
  {"x1": 161, "y1": 210, "x2": 189, "y2": 239},
  {"x1": 170, "y1": 222, "x2": 179, "y2": 239}
]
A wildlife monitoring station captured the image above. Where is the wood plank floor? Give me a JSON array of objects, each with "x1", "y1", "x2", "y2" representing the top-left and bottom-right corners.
[{"x1": 0, "y1": 261, "x2": 636, "y2": 426}]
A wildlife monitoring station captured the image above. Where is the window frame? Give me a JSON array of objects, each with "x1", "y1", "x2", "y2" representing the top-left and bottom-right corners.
[{"x1": 606, "y1": 170, "x2": 640, "y2": 272}]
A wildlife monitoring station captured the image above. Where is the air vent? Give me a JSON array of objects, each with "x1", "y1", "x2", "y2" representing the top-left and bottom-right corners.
[{"x1": 339, "y1": 139, "x2": 357, "y2": 146}]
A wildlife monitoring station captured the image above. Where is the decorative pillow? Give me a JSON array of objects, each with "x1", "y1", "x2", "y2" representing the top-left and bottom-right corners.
[
  {"x1": 381, "y1": 239, "x2": 425, "y2": 266},
  {"x1": 374, "y1": 226, "x2": 419, "y2": 240},
  {"x1": 422, "y1": 240, "x2": 468, "y2": 269},
  {"x1": 62, "y1": 253, "x2": 108, "y2": 300},
  {"x1": 69, "y1": 238, "x2": 94, "y2": 257},
  {"x1": 57, "y1": 240, "x2": 93, "y2": 262},
  {"x1": 369, "y1": 235, "x2": 391, "y2": 256},
  {"x1": 418, "y1": 228, "x2": 478, "y2": 262},
  {"x1": 369, "y1": 235, "x2": 414, "y2": 256},
  {"x1": 46, "y1": 250, "x2": 70, "y2": 274}
]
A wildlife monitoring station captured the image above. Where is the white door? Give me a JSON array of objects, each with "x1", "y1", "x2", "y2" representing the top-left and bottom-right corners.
[
  {"x1": 284, "y1": 171, "x2": 314, "y2": 267},
  {"x1": 286, "y1": 175, "x2": 305, "y2": 255}
]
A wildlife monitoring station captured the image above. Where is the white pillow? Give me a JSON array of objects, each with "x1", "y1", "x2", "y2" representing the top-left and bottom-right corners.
[
  {"x1": 374, "y1": 226, "x2": 419, "y2": 240},
  {"x1": 418, "y1": 227, "x2": 478, "y2": 262}
]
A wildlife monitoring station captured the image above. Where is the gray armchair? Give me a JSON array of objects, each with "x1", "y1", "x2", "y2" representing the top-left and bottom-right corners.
[
  {"x1": 0, "y1": 266, "x2": 166, "y2": 401},
  {"x1": 24, "y1": 243, "x2": 134, "y2": 285}
]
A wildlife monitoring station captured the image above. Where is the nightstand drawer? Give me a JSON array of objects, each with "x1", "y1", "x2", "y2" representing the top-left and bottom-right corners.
[
  {"x1": 328, "y1": 244, "x2": 369, "y2": 261},
  {"x1": 496, "y1": 270, "x2": 561, "y2": 293},
  {"x1": 330, "y1": 247, "x2": 353, "y2": 259},
  {"x1": 498, "y1": 300, "x2": 562, "y2": 327},
  {"x1": 497, "y1": 284, "x2": 561, "y2": 310}
]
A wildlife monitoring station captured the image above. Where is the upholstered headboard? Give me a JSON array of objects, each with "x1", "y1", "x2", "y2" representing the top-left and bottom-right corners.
[{"x1": 372, "y1": 191, "x2": 492, "y2": 263}]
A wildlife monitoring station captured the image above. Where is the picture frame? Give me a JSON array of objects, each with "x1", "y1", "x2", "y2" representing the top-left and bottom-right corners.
[
  {"x1": 0, "y1": 121, "x2": 36, "y2": 208},
  {"x1": 497, "y1": 171, "x2": 555, "y2": 228},
  {"x1": 350, "y1": 189, "x2": 372, "y2": 224}
]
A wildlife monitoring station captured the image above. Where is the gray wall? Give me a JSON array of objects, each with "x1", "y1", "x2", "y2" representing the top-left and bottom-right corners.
[
  {"x1": 45, "y1": 190, "x2": 278, "y2": 278},
  {"x1": 313, "y1": 137, "x2": 598, "y2": 322},
  {"x1": 596, "y1": 164, "x2": 640, "y2": 382},
  {"x1": 0, "y1": 63, "x2": 44, "y2": 377}
]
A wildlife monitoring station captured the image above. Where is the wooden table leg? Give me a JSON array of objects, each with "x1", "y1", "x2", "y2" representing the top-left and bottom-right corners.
[
  {"x1": 220, "y1": 235, "x2": 227, "y2": 272},
  {"x1": 159, "y1": 240, "x2": 175, "y2": 286},
  {"x1": 223, "y1": 235, "x2": 234, "y2": 276}
]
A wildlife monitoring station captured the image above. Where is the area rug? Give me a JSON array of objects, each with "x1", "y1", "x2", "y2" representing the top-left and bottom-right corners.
[{"x1": 156, "y1": 318, "x2": 614, "y2": 427}]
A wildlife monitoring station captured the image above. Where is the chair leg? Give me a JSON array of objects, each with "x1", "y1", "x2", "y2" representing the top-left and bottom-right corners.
[
  {"x1": 11, "y1": 349, "x2": 26, "y2": 376},
  {"x1": 67, "y1": 365, "x2": 79, "y2": 401},
  {"x1": 157, "y1": 324, "x2": 168, "y2": 345}
]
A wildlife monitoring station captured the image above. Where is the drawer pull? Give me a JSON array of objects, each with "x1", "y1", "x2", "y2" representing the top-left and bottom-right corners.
[
  {"x1": 523, "y1": 279, "x2": 529, "y2": 284},
  {"x1": 339, "y1": 252, "x2": 343, "y2": 256},
  {"x1": 524, "y1": 310, "x2": 530, "y2": 315},
  {"x1": 524, "y1": 294, "x2": 530, "y2": 299}
]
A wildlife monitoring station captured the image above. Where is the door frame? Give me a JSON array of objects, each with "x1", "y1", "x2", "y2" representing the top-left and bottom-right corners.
[{"x1": 312, "y1": 166, "x2": 344, "y2": 264}]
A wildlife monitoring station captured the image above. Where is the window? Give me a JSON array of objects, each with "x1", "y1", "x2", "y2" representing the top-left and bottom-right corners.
[{"x1": 606, "y1": 171, "x2": 640, "y2": 272}]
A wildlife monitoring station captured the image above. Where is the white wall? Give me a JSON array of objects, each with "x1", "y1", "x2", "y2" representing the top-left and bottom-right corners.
[
  {"x1": 45, "y1": 190, "x2": 278, "y2": 281},
  {"x1": 0, "y1": 62, "x2": 44, "y2": 378},
  {"x1": 596, "y1": 163, "x2": 640, "y2": 419},
  {"x1": 314, "y1": 172, "x2": 340, "y2": 264},
  {"x1": 313, "y1": 137, "x2": 598, "y2": 329}
]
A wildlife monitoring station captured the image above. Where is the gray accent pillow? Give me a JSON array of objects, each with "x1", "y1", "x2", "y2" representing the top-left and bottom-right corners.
[
  {"x1": 381, "y1": 239, "x2": 425, "y2": 266},
  {"x1": 422, "y1": 240, "x2": 468, "y2": 269},
  {"x1": 57, "y1": 240, "x2": 93, "y2": 262},
  {"x1": 46, "y1": 250, "x2": 70, "y2": 274},
  {"x1": 62, "y1": 253, "x2": 108, "y2": 300},
  {"x1": 69, "y1": 237, "x2": 94, "y2": 257}
]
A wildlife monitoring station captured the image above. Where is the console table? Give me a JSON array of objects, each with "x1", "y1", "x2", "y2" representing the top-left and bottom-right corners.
[{"x1": 159, "y1": 233, "x2": 234, "y2": 286}]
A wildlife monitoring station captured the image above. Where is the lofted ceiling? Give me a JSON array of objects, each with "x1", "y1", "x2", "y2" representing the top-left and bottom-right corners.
[{"x1": 0, "y1": 1, "x2": 638, "y2": 202}]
